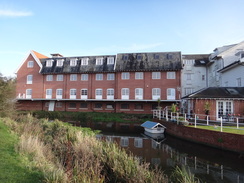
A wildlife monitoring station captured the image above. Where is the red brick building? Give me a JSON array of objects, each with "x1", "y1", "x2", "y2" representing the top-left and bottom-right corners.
[{"x1": 16, "y1": 50, "x2": 182, "y2": 114}]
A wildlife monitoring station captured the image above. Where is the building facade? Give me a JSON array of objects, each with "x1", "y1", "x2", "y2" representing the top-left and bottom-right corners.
[{"x1": 16, "y1": 51, "x2": 182, "y2": 114}]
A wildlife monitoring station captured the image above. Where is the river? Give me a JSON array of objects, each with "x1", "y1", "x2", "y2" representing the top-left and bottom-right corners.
[{"x1": 96, "y1": 132, "x2": 244, "y2": 183}]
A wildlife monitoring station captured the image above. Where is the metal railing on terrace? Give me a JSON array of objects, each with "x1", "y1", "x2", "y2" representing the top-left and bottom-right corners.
[{"x1": 153, "y1": 109, "x2": 244, "y2": 133}]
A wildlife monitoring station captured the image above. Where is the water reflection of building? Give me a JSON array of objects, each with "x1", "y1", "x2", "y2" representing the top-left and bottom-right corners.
[{"x1": 97, "y1": 134, "x2": 244, "y2": 183}]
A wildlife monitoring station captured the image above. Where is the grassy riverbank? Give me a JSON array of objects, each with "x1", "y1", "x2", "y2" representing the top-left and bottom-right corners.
[
  {"x1": 1, "y1": 115, "x2": 167, "y2": 183},
  {"x1": 0, "y1": 120, "x2": 44, "y2": 182}
]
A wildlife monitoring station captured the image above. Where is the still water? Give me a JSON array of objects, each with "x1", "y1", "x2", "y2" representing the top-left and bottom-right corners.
[{"x1": 97, "y1": 132, "x2": 244, "y2": 183}]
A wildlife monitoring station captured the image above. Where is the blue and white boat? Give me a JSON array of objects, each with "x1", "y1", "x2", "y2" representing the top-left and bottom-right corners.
[{"x1": 141, "y1": 121, "x2": 166, "y2": 134}]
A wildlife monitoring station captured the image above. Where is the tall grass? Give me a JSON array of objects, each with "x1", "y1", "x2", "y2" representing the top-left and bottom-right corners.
[{"x1": 2, "y1": 115, "x2": 168, "y2": 183}]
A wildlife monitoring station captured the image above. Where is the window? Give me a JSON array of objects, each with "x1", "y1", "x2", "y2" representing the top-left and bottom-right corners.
[
  {"x1": 167, "y1": 72, "x2": 176, "y2": 79},
  {"x1": 107, "y1": 89, "x2": 114, "y2": 99},
  {"x1": 186, "y1": 73, "x2": 192, "y2": 80},
  {"x1": 106, "y1": 104, "x2": 114, "y2": 109},
  {"x1": 152, "y1": 88, "x2": 161, "y2": 100},
  {"x1": 27, "y1": 61, "x2": 34, "y2": 68},
  {"x1": 167, "y1": 54, "x2": 173, "y2": 59},
  {"x1": 137, "y1": 55, "x2": 142, "y2": 60},
  {"x1": 95, "y1": 89, "x2": 103, "y2": 99},
  {"x1": 56, "y1": 89, "x2": 63, "y2": 99},
  {"x1": 56, "y1": 59, "x2": 64, "y2": 67},
  {"x1": 120, "y1": 137, "x2": 129, "y2": 147},
  {"x1": 46, "y1": 89, "x2": 52, "y2": 99},
  {"x1": 70, "y1": 89, "x2": 77, "y2": 99},
  {"x1": 70, "y1": 58, "x2": 77, "y2": 66},
  {"x1": 134, "y1": 138, "x2": 143, "y2": 148},
  {"x1": 121, "y1": 88, "x2": 129, "y2": 99},
  {"x1": 135, "y1": 72, "x2": 143, "y2": 79},
  {"x1": 122, "y1": 55, "x2": 128, "y2": 60},
  {"x1": 57, "y1": 75, "x2": 63, "y2": 81},
  {"x1": 237, "y1": 78, "x2": 241, "y2": 87},
  {"x1": 202, "y1": 75, "x2": 205, "y2": 81},
  {"x1": 26, "y1": 89, "x2": 32, "y2": 99},
  {"x1": 107, "y1": 57, "x2": 114, "y2": 64},
  {"x1": 167, "y1": 88, "x2": 175, "y2": 100},
  {"x1": 185, "y1": 88, "x2": 194, "y2": 96},
  {"x1": 81, "y1": 58, "x2": 89, "y2": 65},
  {"x1": 96, "y1": 74, "x2": 103, "y2": 80},
  {"x1": 94, "y1": 103, "x2": 102, "y2": 108},
  {"x1": 46, "y1": 60, "x2": 53, "y2": 67},
  {"x1": 96, "y1": 57, "x2": 103, "y2": 65},
  {"x1": 107, "y1": 73, "x2": 115, "y2": 80},
  {"x1": 154, "y1": 54, "x2": 159, "y2": 59},
  {"x1": 80, "y1": 103, "x2": 88, "y2": 108},
  {"x1": 152, "y1": 72, "x2": 160, "y2": 79},
  {"x1": 70, "y1": 74, "x2": 77, "y2": 81},
  {"x1": 135, "y1": 103, "x2": 143, "y2": 110},
  {"x1": 81, "y1": 74, "x2": 88, "y2": 81},
  {"x1": 122, "y1": 72, "x2": 130, "y2": 80},
  {"x1": 135, "y1": 88, "x2": 143, "y2": 99},
  {"x1": 121, "y1": 103, "x2": 129, "y2": 109},
  {"x1": 69, "y1": 103, "x2": 76, "y2": 108},
  {"x1": 56, "y1": 102, "x2": 62, "y2": 108},
  {"x1": 27, "y1": 75, "x2": 33, "y2": 84},
  {"x1": 81, "y1": 89, "x2": 88, "y2": 99},
  {"x1": 46, "y1": 75, "x2": 53, "y2": 81}
]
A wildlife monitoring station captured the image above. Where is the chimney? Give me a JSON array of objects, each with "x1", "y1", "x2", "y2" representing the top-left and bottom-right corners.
[{"x1": 51, "y1": 53, "x2": 63, "y2": 58}]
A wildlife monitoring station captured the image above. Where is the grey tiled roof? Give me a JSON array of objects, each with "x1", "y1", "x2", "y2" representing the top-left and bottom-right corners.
[
  {"x1": 40, "y1": 55, "x2": 116, "y2": 74},
  {"x1": 183, "y1": 87, "x2": 244, "y2": 99},
  {"x1": 115, "y1": 52, "x2": 182, "y2": 71},
  {"x1": 182, "y1": 54, "x2": 210, "y2": 66}
]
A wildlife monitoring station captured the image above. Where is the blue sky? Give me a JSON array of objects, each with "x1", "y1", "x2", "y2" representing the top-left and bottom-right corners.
[{"x1": 1, "y1": 0, "x2": 244, "y2": 77}]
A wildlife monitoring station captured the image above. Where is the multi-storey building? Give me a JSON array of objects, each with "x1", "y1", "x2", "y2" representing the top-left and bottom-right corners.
[{"x1": 16, "y1": 51, "x2": 182, "y2": 114}]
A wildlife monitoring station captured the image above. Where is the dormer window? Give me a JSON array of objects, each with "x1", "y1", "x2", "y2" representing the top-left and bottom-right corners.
[
  {"x1": 107, "y1": 57, "x2": 114, "y2": 64},
  {"x1": 167, "y1": 54, "x2": 173, "y2": 59},
  {"x1": 154, "y1": 54, "x2": 159, "y2": 59},
  {"x1": 96, "y1": 57, "x2": 103, "y2": 65},
  {"x1": 137, "y1": 55, "x2": 142, "y2": 60},
  {"x1": 70, "y1": 58, "x2": 77, "y2": 66},
  {"x1": 46, "y1": 60, "x2": 53, "y2": 67},
  {"x1": 57, "y1": 59, "x2": 64, "y2": 67},
  {"x1": 122, "y1": 55, "x2": 128, "y2": 60},
  {"x1": 81, "y1": 58, "x2": 89, "y2": 65}
]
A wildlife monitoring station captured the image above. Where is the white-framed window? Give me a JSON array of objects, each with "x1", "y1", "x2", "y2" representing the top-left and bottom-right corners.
[
  {"x1": 152, "y1": 72, "x2": 161, "y2": 79},
  {"x1": 27, "y1": 61, "x2": 34, "y2": 68},
  {"x1": 152, "y1": 88, "x2": 161, "y2": 100},
  {"x1": 26, "y1": 89, "x2": 32, "y2": 99},
  {"x1": 107, "y1": 88, "x2": 114, "y2": 99},
  {"x1": 135, "y1": 72, "x2": 143, "y2": 79},
  {"x1": 46, "y1": 60, "x2": 53, "y2": 67},
  {"x1": 70, "y1": 74, "x2": 77, "y2": 81},
  {"x1": 56, "y1": 74, "x2": 63, "y2": 81},
  {"x1": 81, "y1": 74, "x2": 88, "y2": 81},
  {"x1": 167, "y1": 72, "x2": 176, "y2": 79},
  {"x1": 56, "y1": 89, "x2": 63, "y2": 99},
  {"x1": 95, "y1": 89, "x2": 103, "y2": 99},
  {"x1": 46, "y1": 89, "x2": 52, "y2": 99},
  {"x1": 217, "y1": 100, "x2": 233, "y2": 120},
  {"x1": 135, "y1": 88, "x2": 143, "y2": 99},
  {"x1": 81, "y1": 58, "x2": 89, "y2": 65},
  {"x1": 184, "y1": 88, "x2": 194, "y2": 96},
  {"x1": 107, "y1": 73, "x2": 115, "y2": 80},
  {"x1": 26, "y1": 75, "x2": 33, "y2": 84},
  {"x1": 81, "y1": 89, "x2": 88, "y2": 99},
  {"x1": 120, "y1": 137, "x2": 129, "y2": 147},
  {"x1": 122, "y1": 72, "x2": 130, "y2": 80},
  {"x1": 107, "y1": 57, "x2": 114, "y2": 64},
  {"x1": 56, "y1": 59, "x2": 64, "y2": 67},
  {"x1": 121, "y1": 88, "x2": 129, "y2": 99},
  {"x1": 167, "y1": 88, "x2": 176, "y2": 100},
  {"x1": 46, "y1": 75, "x2": 53, "y2": 81},
  {"x1": 96, "y1": 57, "x2": 103, "y2": 65},
  {"x1": 96, "y1": 73, "x2": 103, "y2": 80},
  {"x1": 134, "y1": 138, "x2": 143, "y2": 148},
  {"x1": 70, "y1": 89, "x2": 77, "y2": 99},
  {"x1": 56, "y1": 102, "x2": 62, "y2": 108},
  {"x1": 186, "y1": 73, "x2": 192, "y2": 80},
  {"x1": 236, "y1": 78, "x2": 241, "y2": 87},
  {"x1": 70, "y1": 58, "x2": 77, "y2": 66}
]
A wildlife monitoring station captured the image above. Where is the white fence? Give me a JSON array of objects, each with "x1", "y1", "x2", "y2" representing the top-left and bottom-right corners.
[{"x1": 153, "y1": 110, "x2": 244, "y2": 132}]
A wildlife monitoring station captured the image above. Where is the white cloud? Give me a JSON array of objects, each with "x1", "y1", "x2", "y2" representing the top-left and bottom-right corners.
[{"x1": 0, "y1": 9, "x2": 32, "y2": 17}]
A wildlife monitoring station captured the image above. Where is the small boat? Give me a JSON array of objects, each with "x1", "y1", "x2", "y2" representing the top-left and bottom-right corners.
[{"x1": 141, "y1": 121, "x2": 166, "y2": 134}]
